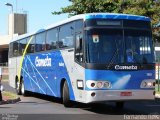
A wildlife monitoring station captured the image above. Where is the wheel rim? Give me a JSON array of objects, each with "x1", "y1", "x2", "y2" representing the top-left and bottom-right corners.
[{"x1": 21, "y1": 82, "x2": 25, "y2": 95}]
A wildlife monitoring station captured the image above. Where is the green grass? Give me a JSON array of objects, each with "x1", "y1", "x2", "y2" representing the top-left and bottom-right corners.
[
  {"x1": 2, "y1": 75, "x2": 9, "y2": 81},
  {"x1": 156, "y1": 90, "x2": 160, "y2": 94},
  {"x1": 2, "y1": 91, "x2": 18, "y2": 99}
]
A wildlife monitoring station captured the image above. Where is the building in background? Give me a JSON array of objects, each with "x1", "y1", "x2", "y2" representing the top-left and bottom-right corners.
[
  {"x1": 0, "y1": 13, "x2": 27, "y2": 66},
  {"x1": 0, "y1": 13, "x2": 27, "y2": 80}
]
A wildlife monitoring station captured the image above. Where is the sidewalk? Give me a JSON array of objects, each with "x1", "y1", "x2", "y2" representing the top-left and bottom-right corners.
[{"x1": 0, "y1": 92, "x2": 21, "y2": 105}]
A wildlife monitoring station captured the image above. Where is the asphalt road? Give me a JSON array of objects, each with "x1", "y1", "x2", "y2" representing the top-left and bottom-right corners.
[{"x1": 1, "y1": 81, "x2": 160, "y2": 120}]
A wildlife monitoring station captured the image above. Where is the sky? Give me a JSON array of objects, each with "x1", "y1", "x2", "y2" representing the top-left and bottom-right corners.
[{"x1": 0, "y1": 0, "x2": 71, "y2": 35}]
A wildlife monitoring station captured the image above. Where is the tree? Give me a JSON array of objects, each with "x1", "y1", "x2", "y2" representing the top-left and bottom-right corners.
[{"x1": 53, "y1": 0, "x2": 160, "y2": 41}]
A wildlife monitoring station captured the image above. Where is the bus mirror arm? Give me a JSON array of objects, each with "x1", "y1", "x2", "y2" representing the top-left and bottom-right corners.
[{"x1": 68, "y1": 49, "x2": 74, "y2": 52}]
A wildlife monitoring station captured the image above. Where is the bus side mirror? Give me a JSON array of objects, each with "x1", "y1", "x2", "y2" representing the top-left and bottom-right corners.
[
  {"x1": 75, "y1": 35, "x2": 83, "y2": 62},
  {"x1": 76, "y1": 36, "x2": 82, "y2": 51}
]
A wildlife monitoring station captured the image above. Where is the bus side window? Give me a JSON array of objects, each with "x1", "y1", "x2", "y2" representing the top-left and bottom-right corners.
[
  {"x1": 19, "y1": 38, "x2": 26, "y2": 55},
  {"x1": 31, "y1": 45, "x2": 35, "y2": 53},
  {"x1": 75, "y1": 20, "x2": 83, "y2": 32},
  {"x1": 75, "y1": 34, "x2": 83, "y2": 62},
  {"x1": 9, "y1": 43, "x2": 14, "y2": 58},
  {"x1": 46, "y1": 28, "x2": 58, "y2": 50},
  {"x1": 35, "y1": 32, "x2": 46, "y2": 52},
  {"x1": 59, "y1": 22, "x2": 74, "y2": 48},
  {"x1": 27, "y1": 36, "x2": 35, "y2": 54},
  {"x1": 13, "y1": 41, "x2": 18, "y2": 57}
]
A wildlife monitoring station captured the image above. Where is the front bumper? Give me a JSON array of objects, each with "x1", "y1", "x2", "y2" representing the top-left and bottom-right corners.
[{"x1": 84, "y1": 90, "x2": 155, "y2": 103}]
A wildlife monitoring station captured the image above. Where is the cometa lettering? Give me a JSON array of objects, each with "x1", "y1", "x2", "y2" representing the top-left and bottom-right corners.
[
  {"x1": 35, "y1": 56, "x2": 52, "y2": 67},
  {"x1": 115, "y1": 65, "x2": 137, "y2": 70}
]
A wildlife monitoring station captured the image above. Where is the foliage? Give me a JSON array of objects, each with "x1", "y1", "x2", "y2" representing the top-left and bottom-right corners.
[{"x1": 53, "y1": 0, "x2": 160, "y2": 41}]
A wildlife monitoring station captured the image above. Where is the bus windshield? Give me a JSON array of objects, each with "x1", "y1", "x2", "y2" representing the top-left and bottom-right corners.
[{"x1": 86, "y1": 28, "x2": 155, "y2": 64}]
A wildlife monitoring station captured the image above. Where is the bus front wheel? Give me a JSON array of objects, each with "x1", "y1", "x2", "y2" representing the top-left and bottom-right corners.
[
  {"x1": 21, "y1": 81, "x2": 25, "y2": 96},
  {"x1": 17, "y1": 80, "x2": 28, "y2": 96},
  {"x1": 62, "y1": 81, "x2": 72, "y2": 107}
]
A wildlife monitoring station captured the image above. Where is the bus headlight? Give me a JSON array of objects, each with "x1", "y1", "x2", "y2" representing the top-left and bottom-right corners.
[
  {"x1": 147, "y1": 82, "x2": 152, "y2": 87},
  {"x1": 104, "y1": 82, "x2": 111, "y2": 88},
  {"x1": 86, "y1": 80, "x2": 111, "y2": 89},
  {"x1": 97, "y1": 82, "x2": 103, "y2": 88}
]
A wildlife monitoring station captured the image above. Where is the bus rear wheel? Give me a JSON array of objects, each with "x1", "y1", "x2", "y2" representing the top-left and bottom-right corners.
[
  {"x1": 62, "y1": 81, "x2": 72, "y2": 107},
  {"x1": 15, "y1": 80, "x2": 21, "y2": 95}
]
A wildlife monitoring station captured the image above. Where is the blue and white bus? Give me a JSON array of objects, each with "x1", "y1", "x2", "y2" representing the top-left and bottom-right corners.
[{"x1": 9, "y1": 13, "x2": 155, "y2": 107}]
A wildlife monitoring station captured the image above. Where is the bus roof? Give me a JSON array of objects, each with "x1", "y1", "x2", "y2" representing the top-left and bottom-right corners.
[
  {"x1": 84, "y1": 13, "x2": 150, "y2": 21},
  {"x1": 11, "y1": 13, "x2": 150, "y2": 43}
]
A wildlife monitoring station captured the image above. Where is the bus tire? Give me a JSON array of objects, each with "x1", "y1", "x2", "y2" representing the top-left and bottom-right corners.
[
  {"x1": 116, "y1": 101, "x2": 124, "y2": 109},
  {"x1": 20, "y1": 80, "x2": 28, "y2": 96},
  {"x1": 63, "y1": 81, "x2": 72, "y2": 107},
  {"x1": 15, "y1": 80, "x2": 21, "y2": 95}
]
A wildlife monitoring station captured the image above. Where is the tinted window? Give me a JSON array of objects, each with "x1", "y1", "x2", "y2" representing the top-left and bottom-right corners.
[
  {"x1": 124, "y1": 30, "x2": 154, "y2": 63},
  {"x1": 9, "y1": 42, "x2": 14, "y2": 58},
  {"x1": 86, "y1": 28, "x2": 123, "y2": 63},
  {"x1": 123, "y1": 20, "x2": 151, "y2": 29},
  {"x1": 85, "y1": 19, "x2": 122, "y2": 28},
  {"x1": 85, "y1": 19, "x2": 150, "y2": 30},
  {"x1": 35, "y1": 32, "x2": 46, "y2": 52},
  {"x1": 13, "y1": 41, "x2": 19, "y2": 57},
  {"x1": 27, "y1": 36, "x2": 35, "y2": 53},
  {"x1": 19, "y1": 39, "x2": 26, "y2": 55},
  {"x1": 46, "y1": 28, "x2": 58, "y2": 50},
  {"x1": 75, "y1": 20, "x2": 83, "y2": 32},
  {"x1": 86, "y1": 28, "x2": 154, "y2": 64},
  {"x1": 59, "y1": 23, "x2": 74, "y2": 48}
]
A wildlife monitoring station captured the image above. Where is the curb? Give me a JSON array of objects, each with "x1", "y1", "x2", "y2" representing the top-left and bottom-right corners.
[{"x1": 0, "y1": 97, "x2": 21, "y2": 105}]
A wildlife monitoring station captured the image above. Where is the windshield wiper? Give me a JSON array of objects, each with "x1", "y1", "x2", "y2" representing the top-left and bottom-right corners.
[
  {"x1": 107, "y1": 39, "x2": 119, "y2": 69},
  {"x1": 107, "y1": 49, "x2": 119, "y2": 69}
]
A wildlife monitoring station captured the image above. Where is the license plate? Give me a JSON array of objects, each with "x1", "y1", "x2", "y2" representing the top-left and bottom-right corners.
[{"x1": 120, "y1": 92, "x2": 132, "y2": 96}]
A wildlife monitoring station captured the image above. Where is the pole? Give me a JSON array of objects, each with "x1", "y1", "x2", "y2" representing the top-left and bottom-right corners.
[
  {"x1": 5, "y1": 3, "x2": 14, "y2": 39},
  {"x1": 16, "y1": 0, "x2": 17, "y2": 13},
  {"x1": 0, "y1": 68, "x2": 2, "y2": 101},
  {"x1": 11, "y1": 6, "x2": 13, "y2": 40}
]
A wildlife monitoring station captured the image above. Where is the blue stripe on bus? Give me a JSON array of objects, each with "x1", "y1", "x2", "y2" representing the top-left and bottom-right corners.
[
  {"x1": 21, "y1": 51, "x2": 75, "y2": 101},
  {"x1": 85, "y1": 69, "x2": 155, "y2": 90},
  {"x1": 85, "y1": 14, "x2": 150, "y2": 21}
]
